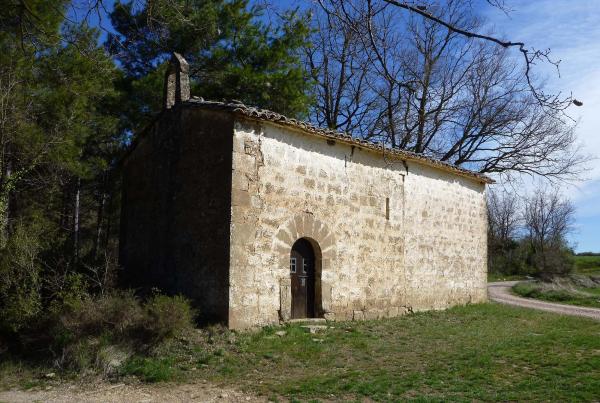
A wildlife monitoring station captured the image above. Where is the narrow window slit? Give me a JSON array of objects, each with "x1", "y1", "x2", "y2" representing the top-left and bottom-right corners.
[{"x1": 386, "y1": 197, "x2": 390, "y2": 220}]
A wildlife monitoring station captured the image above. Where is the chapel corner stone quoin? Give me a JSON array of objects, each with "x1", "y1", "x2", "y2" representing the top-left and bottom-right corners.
[{"x1": 119, "y1": 54, "x2": 492, "y2": 329}]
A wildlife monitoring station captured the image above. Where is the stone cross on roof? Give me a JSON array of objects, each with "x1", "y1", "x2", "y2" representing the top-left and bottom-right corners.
[{"x1": 163, "y1": 52, "x2": 190, "y2": 109}]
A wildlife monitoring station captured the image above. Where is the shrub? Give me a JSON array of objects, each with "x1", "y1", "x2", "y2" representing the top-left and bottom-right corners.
[
  {"x1": 530, "y1": 246, "x2": 574, "y2": 279},
  {"x1": 0, "y1": 224, "x2": 43, "y2": 334},
  {"x1": 143, "y1": 294, "x2": 195, "y2": 342},
  {"x1": 48, "y1": 291, "x2": 194, "y2": 371}
]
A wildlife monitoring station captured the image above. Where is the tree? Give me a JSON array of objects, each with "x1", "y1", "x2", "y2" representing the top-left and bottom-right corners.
[
  {"x1": 523, "y1": 187, "x2": 575, "y2": 278},
  {"x1": 0, "y1": 1, "x2": 122, "y2": 335},
  {"x1": 487, "y1": 189, "x2": 522, "y2": 275},
  {"x1": 107, "y1": 0, "x2": 313, "y2": 133},
  {"x1": 307, "y1": 0, "x2": 587, "y2": 182},
  {"x1": 305, "y1": 1, "x2": 378, "y2": 133}
]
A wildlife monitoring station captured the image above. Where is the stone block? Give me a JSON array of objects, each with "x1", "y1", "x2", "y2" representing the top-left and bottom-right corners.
[
  {"x1": 231, "y1": 188, "x2": 251, "y2": 207},
  {"x1": 304, "y1": 178, "x2": 316, "y2": 189},
  {"x1": 352, "y1": 310, "x2": 365, "y2": 321}
]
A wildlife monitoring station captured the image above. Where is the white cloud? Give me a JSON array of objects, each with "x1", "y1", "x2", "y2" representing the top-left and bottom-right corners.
[{"x1": 484, "y1": 0, "x2": 600, "y2": 250}]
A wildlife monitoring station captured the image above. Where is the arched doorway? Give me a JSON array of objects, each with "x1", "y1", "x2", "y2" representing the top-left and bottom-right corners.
[{"x1": 290, "y1": 238, "x2": 316, "y2": 319}]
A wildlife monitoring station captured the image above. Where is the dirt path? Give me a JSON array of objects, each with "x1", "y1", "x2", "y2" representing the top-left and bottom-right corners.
[
  {"x1": 488, "y1": 281, "x2": 600, "y2": 321},
  {"x1": 0, "y1": 380, "x2": 265, "y2": 403}
]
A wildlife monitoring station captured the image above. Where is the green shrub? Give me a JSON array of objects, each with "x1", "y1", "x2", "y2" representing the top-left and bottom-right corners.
[
  {"x1": 48, "y1": 291, "x2": 194, "y2": 371},
  {"x1": 530, "y1": 246, "x2": 574, "y2": 279},
  {"x1": 143, "y1": 294, "x2": 195, "y2": 342},
  {"x1": 55, "y1": 290, "x2": 143, "y2": 343},
  {"x1": 0, "y1": 224, "x2": 43, "y2": 333}
]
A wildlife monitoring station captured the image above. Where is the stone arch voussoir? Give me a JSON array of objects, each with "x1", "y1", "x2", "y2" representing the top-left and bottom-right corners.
[{"x1": 273, "y1": 212, "x2": 336, "y2": 321}]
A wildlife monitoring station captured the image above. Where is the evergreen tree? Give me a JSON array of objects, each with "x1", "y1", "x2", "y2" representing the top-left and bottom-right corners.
[
  {"x1": 0, "y1": 2, "x2": 120, "y2": 332},
  {"x1": 107, "y1": 0, "x2": 312, "y2": 133}
]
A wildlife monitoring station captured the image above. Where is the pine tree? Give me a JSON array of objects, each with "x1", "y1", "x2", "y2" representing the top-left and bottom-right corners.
[{"x1": 107, "y1": 0, "x2": 312, "y2": 133}]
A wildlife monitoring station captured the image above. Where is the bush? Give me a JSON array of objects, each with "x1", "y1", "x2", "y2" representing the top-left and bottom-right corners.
[
  {"x1": 48, "y1": 291, "x2": 195, "y2": 371},
  {"x1": 0, "y1": 224, "x2": 43, "y2": 333},
  {"x1": 144, "y1": 295, "x2": 195, "y2": 342},
  {"x1": 530, "y1": 246, "x2": 574, "y2": 279}
]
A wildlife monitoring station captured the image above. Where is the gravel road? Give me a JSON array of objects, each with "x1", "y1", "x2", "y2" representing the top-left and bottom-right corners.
[{"x1": 0, "y1": 380, "x2": 264, "y2": 403}]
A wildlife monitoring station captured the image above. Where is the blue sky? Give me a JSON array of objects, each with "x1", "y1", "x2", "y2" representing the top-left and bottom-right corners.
[
  {"x1": 481, "y1": 1, "x2": 600, "y2": 252},
  {"x1": 79, "y1": 0, "x2": 599, "y2": 252}
]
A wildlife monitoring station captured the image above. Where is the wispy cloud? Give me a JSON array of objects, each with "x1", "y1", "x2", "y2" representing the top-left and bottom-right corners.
[{"x1": 484, "y1": 0, "x2": 600, "y2": 251}]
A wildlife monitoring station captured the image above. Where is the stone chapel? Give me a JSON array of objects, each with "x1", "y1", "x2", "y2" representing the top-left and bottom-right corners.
[{"x1": 119, "y1": 54, "x2": 492, "y2": 329}]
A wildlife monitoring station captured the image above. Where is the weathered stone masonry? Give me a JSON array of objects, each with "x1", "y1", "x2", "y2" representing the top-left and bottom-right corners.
[
  {"x1": 227, "y1": 117, "x2": 488, "y2": 328},
  {"x1": 120, "y1": 55, "x2": 491, "y2": 329}
]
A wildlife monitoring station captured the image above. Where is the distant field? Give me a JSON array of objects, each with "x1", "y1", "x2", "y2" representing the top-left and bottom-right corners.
[{"x1": 575, "y1": 255, "x2": 600, "y2": 275}]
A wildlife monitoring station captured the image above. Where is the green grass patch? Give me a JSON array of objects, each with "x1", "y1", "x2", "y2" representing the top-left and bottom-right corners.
[
  {"x1": 157, "y1": 304, "x2": 600, "y2": 401},
  {"x1": 120, "y1": 356, "x2": 180, "y2": 383},
  {"x1": 575, "y1": 255, "x2": 600, "y2": 275},
  {"x1": 513, "y1": 279, "x2": 600, "y2": 308},
  {"x1": 4, "y1": 304, "x2": 600, "y2": 400}
]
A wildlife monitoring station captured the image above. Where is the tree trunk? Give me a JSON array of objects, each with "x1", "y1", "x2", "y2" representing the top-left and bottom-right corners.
[
  {"x1": 93, "y1": 173, "x2": 107, "y2": 259},
  {"x1": 73, "y1": 177, "x2": 81, "y2": 263},
  {"x1": 0, "y1": 158, "x2": 12, "y2": 249}
]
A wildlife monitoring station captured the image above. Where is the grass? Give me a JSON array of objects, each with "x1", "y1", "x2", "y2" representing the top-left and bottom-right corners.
[
  {"x1": 120, "y1": 357, "x2": 180, "y2": 383},
  {"x1": 512, "y1": 277, "x2": 600, "y2": 309},
  {"x1": 575, "y1": 255, "x2": 600, "y2": 275},
  {"x1": 4, "y1": 303, "x2": 600, "y2": 401},
  {"x1": 150, "y1": 304, "x2": 600, "y2": 401},
  {"x1": 513, "y1": 282, "x2": 600, "y2": 308}
]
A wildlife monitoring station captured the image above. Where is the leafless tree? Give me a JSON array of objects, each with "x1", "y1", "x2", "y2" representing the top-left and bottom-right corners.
[
  {"x1": 523, "y1": 186, "x2": 575, "y2": 277},
  {"x1": 488, "y1": 189, "x2": 520, "y2": 245},
  {"x1": 305, "y1": 2, "x2": 380, "y2": 133},
  {"x1": 308, "y1": 0, "x2": 588, "y2": 182},
  {"x1": 486, "y1": 188, "x2": 523, "y2": 274}
]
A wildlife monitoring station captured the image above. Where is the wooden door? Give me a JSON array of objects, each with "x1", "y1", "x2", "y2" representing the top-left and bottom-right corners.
[{"x1": 290, "y1": 239, "x2": 315, "y2": 319}]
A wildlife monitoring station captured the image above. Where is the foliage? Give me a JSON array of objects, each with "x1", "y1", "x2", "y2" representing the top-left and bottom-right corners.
[
  {"x1": 487, "y1": 187, "x2": 575, "y2": 279},
  {"x1": 0, "y1": 223, "x2": 43, "y2": 333},
  {"x1": 3, "y1": 291, "x2": 195, "y2": 373},
  {"x1": 0, "y1": 8, "x2": 122, "y2": 341},
  {"x1": 107, "y1": 0, "x2": 313, "y2": 133},
  {"x1": 51, "y1": 291, "x2": 194, "y2": 363},
  {"x1": 144, "y1": 294, "x2": 195, "y2": 342}
]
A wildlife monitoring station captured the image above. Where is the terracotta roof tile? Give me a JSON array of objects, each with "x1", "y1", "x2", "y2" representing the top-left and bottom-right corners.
[{"x1": 185, "y1": 97, "x2": 494, "y2": 184}]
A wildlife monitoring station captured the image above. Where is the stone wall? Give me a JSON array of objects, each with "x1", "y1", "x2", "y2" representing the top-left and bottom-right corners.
[
  {"x1": 228, "y1": 117, "x2": 487, "y2": 329},
  {"x1": 120, "y1": 108, "x2": 234, "y2": 323}
]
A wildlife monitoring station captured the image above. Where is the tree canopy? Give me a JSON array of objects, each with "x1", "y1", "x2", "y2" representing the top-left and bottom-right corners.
[{"x1": 107, "y1": 0, "x2": 313, "y2": 132}]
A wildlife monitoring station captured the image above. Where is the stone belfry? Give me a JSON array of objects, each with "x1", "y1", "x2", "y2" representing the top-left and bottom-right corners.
[{"x1": 163, "y1": 52, "x2": 190, "y2": 109}]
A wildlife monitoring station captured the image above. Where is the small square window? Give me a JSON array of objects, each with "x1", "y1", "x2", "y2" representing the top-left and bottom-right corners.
[{"x1": 290, "y1": 258, "x2": 297, "y2": 273}]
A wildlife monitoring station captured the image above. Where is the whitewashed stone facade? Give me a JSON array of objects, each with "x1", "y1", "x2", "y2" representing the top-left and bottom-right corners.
[
  {"x1": 121, "y1": 56, "x2": 490, "y2": 329},
  {"x1": 227, "y1": 116, "x2": 489, "y2": 329}
]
